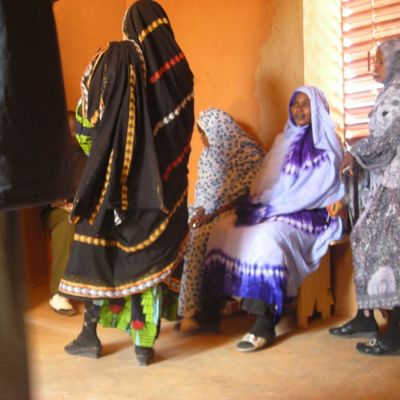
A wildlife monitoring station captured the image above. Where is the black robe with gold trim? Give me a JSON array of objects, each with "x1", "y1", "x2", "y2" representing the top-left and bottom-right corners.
[{"x1": 60, "y1": 4, "x2": 194, "y2": 300}]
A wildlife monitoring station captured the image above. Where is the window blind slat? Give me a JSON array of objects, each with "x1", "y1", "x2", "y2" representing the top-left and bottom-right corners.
[{"x1": 342, "y1": 0, "x2": 400, "y2": 139}]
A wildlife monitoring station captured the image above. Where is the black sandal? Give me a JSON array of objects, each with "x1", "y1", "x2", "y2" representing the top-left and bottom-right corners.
[
  {"x1": 356, "y1": 338, "x2": 400, "y2": 356},
  {"x1": 329, "y1": 322, "x2": 378, "y2": 339}
]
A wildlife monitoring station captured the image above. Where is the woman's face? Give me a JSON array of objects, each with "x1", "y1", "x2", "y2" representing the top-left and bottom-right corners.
[
  {"x1": 373, "y1": 48, "x2": 386, "y2": 83},
  {"x1": 290, "y1": 92, "x2": 311, "y2": 126}
]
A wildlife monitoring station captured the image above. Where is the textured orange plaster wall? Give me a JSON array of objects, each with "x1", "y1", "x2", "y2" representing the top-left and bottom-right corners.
[
  {"x1": 304, "y1": 0, "x2": 344, "y2": 138},
  {"x1": 256, "y1": 0, "x2": 304, "y2": 149},
  {"x1": 154, "y1": 0, "x2": 275, "y2": 202},
  {"x1": 54, "y1": 0, "x2": 127, "y2": 110}
]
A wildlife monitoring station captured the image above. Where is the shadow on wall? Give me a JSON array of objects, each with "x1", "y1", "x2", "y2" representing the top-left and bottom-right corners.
[
  {"x1": 256, "y1": 74, "x2": 290, "y2": 150},
  {"x1": 236, "y1": 120, "x2": 264, "y2": 148}
]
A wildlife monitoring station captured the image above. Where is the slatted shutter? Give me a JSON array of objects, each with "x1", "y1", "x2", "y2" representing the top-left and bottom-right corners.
[{"x1": 342, "y1": 0, "x2": 400, "y2": 139}]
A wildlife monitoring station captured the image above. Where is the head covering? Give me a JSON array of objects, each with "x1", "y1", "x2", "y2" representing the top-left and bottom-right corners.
[
  {"x1": 72, "y1": 0, "x2": 194, "y2": 230},
  {"x1": 378, "y1": 38, "x2": 400, "y2": 87},
  {"x1": 123, "y1": 0, "x2": 194, "y2": 207},
  {"x1": 240, "y1": 86, "x2": 344, "y2": 224},
  {"x1": 368, "y1": 38, "x2": 400, "y2": 138},
  {"x1": 287, "y1": 86, "x2": 342, "y2": 160},
  {"x1": 194, "y1": 108, "x2": 264, "y2": 213}
]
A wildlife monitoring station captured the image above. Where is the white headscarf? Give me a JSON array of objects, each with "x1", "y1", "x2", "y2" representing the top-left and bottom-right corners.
[{"x1": 250, "y1": 86, "x2": 344, "y2": 215}]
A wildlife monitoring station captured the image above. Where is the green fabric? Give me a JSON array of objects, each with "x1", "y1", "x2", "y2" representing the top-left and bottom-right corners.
[
  {"x1": 75, "y1": 105, "x2": 93, "y2": 155},
  {"x1": 98, "y1": 286, "x2": 161, "y2": 348},
  {"x1": 161, "y1": 285, "x2": 179, "y2": 321},
  {"x1": 75, "y1": 134, "x2": 92, "y2": 156},
  {"x1": 75, "y1": 108, "x2": 94, "y2": 129}
]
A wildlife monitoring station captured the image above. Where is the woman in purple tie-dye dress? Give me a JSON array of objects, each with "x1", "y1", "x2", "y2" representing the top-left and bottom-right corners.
[{"x1": 201, "y1": 86, "x2": 345, "y2": 352}]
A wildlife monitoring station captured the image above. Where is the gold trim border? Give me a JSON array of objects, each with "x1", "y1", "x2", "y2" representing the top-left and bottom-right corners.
[{"x1": 76, "y1": 187, "x2": 187, "y2": 253}]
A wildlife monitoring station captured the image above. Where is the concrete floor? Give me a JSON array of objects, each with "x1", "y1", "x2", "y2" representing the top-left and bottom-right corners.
[{"x1": 26, "y1": 286, "x2": 400, "y2": 400}]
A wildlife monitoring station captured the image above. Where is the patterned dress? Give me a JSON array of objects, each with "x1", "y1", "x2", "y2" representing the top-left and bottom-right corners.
[
  {"x1": 202, "y1": 86, "x2": 345, "y2": 321},
  {"x1": 350, "y1": 39, "x2": 400, "y2": 310},
  {"x1": 178, "y1": 109, "x2": 265, "y2": 318}
]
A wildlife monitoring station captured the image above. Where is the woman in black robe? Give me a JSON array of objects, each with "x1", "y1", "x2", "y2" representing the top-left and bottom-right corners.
[{"x1": 61, "y1": 0, "x2": 194, "y2": 365}]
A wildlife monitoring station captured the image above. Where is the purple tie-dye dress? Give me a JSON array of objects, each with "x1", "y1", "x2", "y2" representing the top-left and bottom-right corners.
[{"x1": 202, "y1": 86, "x2": 345, "y2": 320}]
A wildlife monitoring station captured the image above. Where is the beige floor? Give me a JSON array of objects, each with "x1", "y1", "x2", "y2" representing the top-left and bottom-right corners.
[{"x1": 26, "y1": 286, "x2": 400, "y2": 400}]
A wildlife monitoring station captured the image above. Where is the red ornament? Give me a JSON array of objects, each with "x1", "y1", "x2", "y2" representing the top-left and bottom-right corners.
[
  {"x1": 110, "y1": 304, "x2": 123, "y2": 314},
  {"x1": 131, "y1": 320, "x2": 145, "y2": 330}
]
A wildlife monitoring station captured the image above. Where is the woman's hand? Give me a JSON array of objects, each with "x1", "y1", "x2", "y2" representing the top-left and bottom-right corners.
[
  {"x1": 51, "y1": 199, "x2": 73, "y2": 212},
  {"x1": 190, "y1": 207, "x2": 206, "y2": 229},
  {"x1": 340, "y1": 152, "x2": 354, "y2": 180}
]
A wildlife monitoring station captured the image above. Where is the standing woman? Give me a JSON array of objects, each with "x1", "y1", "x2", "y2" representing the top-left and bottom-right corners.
[
  {"x1": 330, "y1": 39, "x2": 400, "y2": 356},
  {"x1": 60, "y1": 0, "x2": 194, "y2": 365}
]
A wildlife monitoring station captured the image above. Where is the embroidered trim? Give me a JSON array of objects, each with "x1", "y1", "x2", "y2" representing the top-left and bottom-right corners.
[
  {"x1": 153, "y1": 91, "x2": 194, "y2": 136},
  {"x1": 127, "y1": 39, "x2": 147, "y2": 84},
  {"x1": 88, "y1": 150, "x2": 114, "y2": 225},
  {"x1": 76, "y1": 187, "x2": 187, "y2": 252},
  {"x1": 150, "y1": 52, "x2": 185, "y2": 84},
  {"x1": 162, "y1": 143, "x2": 191, "y2": 181},
  {"x1": 139, "y1": 17, "x2": 169, "y2": 43},
  {"x1": 121, "y1": 66, "x2": 136, "y2": 210},
  {"x1": 59, "y1": 235, "x2": 188, "y2": 299},
  {"x1": 59, "y1": 258, "x2": 177, "y2": 299},
  {"x1": 81, "y1": 46, "x2": 108, "y2": 123}
]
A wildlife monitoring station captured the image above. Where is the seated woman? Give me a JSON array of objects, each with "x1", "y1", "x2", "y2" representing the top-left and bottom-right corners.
[
  {"x1": 201, "y1": 86, "x2": 345, "y2": 352},
  {"x1": 178, "y1": 108, "x2": 265, "y2": 331}
]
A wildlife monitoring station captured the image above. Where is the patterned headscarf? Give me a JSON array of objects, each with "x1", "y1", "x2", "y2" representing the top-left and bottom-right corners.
[
  {"x1": 194, "y1": 108, "x2": 265, "y2": 213},
  {"x1": 379, "y1": 38, "x2": 400, "y2": 87},
  {"x1": 369, "y1": 38, "x2": 400, "y2": 138}
]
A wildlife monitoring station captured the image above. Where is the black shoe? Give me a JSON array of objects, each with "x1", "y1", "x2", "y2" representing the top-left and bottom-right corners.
[
  {"x1": 64, "y1": 330, "x2": 101, "y2": 358},
  {"x1": 356, "y1": 338, "x2": 400, "y2": 356},
  {"x1": 329, "y1": 322, "x2": 378, "y2": 339},
  {"x1": 64, "y1": 336, "x2": 102, "y2": 358},
  {"x1": 135, "y1": 346, "x2": 155, "y2": 366}
]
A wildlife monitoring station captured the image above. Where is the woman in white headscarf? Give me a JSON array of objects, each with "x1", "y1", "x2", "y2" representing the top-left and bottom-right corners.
[
  {"x1": 201, "y1": 86, "x2": 345, "y2": 352},
  {"x1": 330, "y1": 38, "x2": 400, "y2": 356},
  {"x1": 178, "y1": 108, "x2": 265, "y2": 330}
]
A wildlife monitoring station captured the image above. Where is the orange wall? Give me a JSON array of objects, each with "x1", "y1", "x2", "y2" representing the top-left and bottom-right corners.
[
  {"x1": 154, "y1": 0, "x2": 276, "y2": 201},
  {"x1": 54, "y1": 0, "x2": 127, "y2": 110},
  {"x1": 304, "y1": 0, "x2": 344, "y2": 137},
  {"x1": 54, "y1": 0, "x2": 344, "y2": 199},
  {"x1": 55, "y1": 0, "x2": 277, "y2": 202}
]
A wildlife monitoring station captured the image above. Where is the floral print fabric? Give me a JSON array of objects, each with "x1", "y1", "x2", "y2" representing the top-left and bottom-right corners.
[
  {"x1": 178, "y1": 109, "x2": 265, "y2": 318},
  {"x1": 350, "y1": 40, "x2": 400, "y2": 309}
]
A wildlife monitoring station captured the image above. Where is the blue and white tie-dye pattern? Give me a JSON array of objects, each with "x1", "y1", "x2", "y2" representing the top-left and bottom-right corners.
[
  {"x1": 202, "y1": 87, "x2": 345, "y2": 321},
  {"x1": 178, "y1": 108, "x2": 265, "y2": 318}
]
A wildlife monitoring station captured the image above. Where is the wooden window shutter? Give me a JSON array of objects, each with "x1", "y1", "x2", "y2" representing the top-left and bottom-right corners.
[{"x1": 342, "y1": 0, "x2": 400, "y2": 140}]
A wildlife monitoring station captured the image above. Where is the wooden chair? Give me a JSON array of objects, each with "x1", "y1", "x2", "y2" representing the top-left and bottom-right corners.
[{"x1": 296, "y1": 234, "x2": 350, "y2": 327}]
